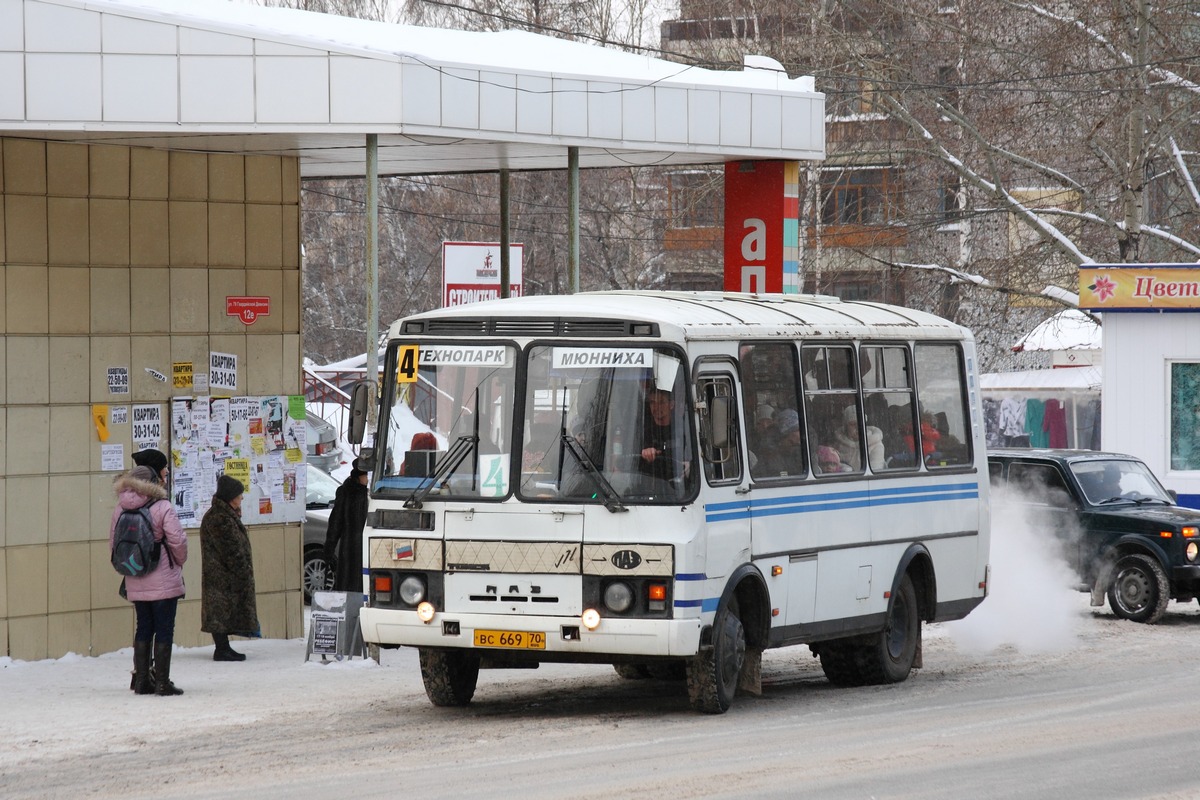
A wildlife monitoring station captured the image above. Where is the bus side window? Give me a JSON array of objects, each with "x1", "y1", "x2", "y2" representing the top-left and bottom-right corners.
[
  {"x1": 863, "y1": 345, "x2": 920, "y2": 472},
  {"x1": 740, "y1": 342, "x2": 806, "y2": 480},
  {"x1": 698, "y1": 375, "x2": 743, "y2": 485},
  {"x1": 915, "y1": 343, "x2": 972, "y2": 468}
]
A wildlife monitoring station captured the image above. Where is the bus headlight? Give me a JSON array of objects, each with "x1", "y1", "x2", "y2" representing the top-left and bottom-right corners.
[
  {"x1": 399, "y1": 575, "x2": 426, "y2": 605},
  {"x1": 416, "y1": 601, "x2": 435, "y2": 622},
  {"x1": 1188, "y1": 542, "x2": 1199, "y2": 563},
  {"x1": 603, "y1": 582, "x2": 635, "y2": 613}
]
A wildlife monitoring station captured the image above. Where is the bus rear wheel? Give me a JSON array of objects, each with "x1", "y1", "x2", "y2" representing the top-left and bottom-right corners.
[
  {"x1": 419, "y1": 648, "x2": 480, "y2": 707},
  {"x1": 686, "y1": 598, "x2": 745, "y2": 714},
  {"x1": 859, "y1": 574, "x2": 920, "y2": 684}
]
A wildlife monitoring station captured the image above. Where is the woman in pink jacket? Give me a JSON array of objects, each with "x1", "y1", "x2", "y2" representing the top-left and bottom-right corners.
[{"x1": 110, "y1": 449, "x2": 188, "y2": 696}]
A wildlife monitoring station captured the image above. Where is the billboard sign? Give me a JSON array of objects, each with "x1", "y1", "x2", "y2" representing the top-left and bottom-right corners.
[{"x1": 442, "y1": 241, "x2": 524, "y2": 307}]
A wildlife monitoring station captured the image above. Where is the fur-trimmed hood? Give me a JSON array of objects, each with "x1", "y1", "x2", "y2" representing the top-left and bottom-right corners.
[{"x1": 113, "y1": 472, "x2": 169, "y2": 510}]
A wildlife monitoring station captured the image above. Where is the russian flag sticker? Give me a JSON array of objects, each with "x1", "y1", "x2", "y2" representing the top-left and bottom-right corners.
[{"x1": 394, "y1": 542, "x2": 414, "y2": 561}]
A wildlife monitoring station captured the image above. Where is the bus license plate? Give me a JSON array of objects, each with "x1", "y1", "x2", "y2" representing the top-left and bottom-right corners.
[{"x1": 474, "y1": 629, "x2": 546, "y2": 650}]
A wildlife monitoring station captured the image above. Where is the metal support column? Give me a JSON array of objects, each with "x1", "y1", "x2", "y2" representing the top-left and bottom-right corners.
[
  {"x1": 365, "y1": 134, "x2": 379, "y2": 428},
  {"x1": 567, "y1": 146, "x2": 580, "y2": 294},
  {"x1": 500, "y1": 168, "x2": 510, "y2": 298}
]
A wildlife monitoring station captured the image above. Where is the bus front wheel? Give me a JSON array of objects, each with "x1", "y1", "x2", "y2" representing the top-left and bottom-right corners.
[
  {"x1": 686, "y1": 597, "x2": 745, "y2": 714},
  {"x1": 419, "y1": 648, "x2": 480, "y2": 707}
]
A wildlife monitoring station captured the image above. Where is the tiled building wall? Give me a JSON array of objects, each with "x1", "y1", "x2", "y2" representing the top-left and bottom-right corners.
[{"x1": 0, "y1": 137, "x2": 306, "y2": 660}]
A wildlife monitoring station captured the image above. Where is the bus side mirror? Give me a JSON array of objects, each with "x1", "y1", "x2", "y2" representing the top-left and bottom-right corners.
[
  {"x1": 709, "y1": 396, "x2": 731, "y2": 451},
  {"x1": 347, "y1": 380, "x2": 372, "y2": 445}
]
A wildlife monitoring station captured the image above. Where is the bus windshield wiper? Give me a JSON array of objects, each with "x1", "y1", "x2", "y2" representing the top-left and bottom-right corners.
[
  {"x1": 404, "y1": 434, "x2": 478, "y2": 509},
  {"x1": 560, "y1": 432, "x2": 627, "y2": 513}
]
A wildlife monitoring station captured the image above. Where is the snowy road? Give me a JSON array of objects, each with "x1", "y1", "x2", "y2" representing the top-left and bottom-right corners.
[{"x1": 4, "y1": 592, "x2": 1200, "y2": 799}]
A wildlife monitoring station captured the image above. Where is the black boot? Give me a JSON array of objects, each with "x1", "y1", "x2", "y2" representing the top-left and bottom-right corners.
[
  {"x1": 132, "y1": 640, "x2": 155, "y2": 695},
  {"x1": 213, "y1": 633, "x2": 246, "y2": 662},
  {"x1": 153, "y1": 642, "x2": 184, "y2": 696}
]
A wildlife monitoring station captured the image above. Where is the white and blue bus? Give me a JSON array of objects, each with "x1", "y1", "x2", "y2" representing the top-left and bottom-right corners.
[{"x1": 348, "y1": 291, "x2": 990, "y2": 713}]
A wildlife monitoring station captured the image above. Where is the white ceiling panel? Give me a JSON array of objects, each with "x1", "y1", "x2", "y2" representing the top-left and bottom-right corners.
[
  {"x1": 0, "y1": 0, "x2": 24, "y2": 51},
  {"x1": 103, "y1": 54, "x2": 178, "y2": 122},
  {"x1": 400, "y1": 61, "x2": 440, "y2": 127},
  {"x1": 751, "y1": 93, "x2": 782, "y2": 150},
  {"x1": 26, "y1": 53, "x2": 101, "y2": 120},
  {"x1": 441, "y1": 67, "x2": 479, "y2": 131},
  {"x1": 102, "y1": 14, "x2": 175, "y2": 54},
  {"x1": 552, "y1": 79, "x2": 587, "y2": 138},
  {"x1": 180, "y1": 55, "x2": 255, "y2": 123},
  {"x1": 255, "y1": 56, "x2": 329, "y2": 124},
  {"x1": 720, "y1": 91, "x2": 752, "y2": 148},
  {"x1": 330, "y1": 56, "x2": 401, "y2": 124},
  {"x1": 0, "y1": 54, "x2": 23, "y2": 120},
  {"x1": 25, "y1": 2, "x2": 98, "y2": 52},
  {"x1": 478, "y1": 71, "x2": 516, "y2": 133},
  {"x1": 180, "y1": 26, "x2": 253, "y2": 56},
  {"x1": 586, "y1": 82, "x2": 622, "y2": 142},
  {"x1": 516, "y1": 74, "x2": 552, "y2": 136}
]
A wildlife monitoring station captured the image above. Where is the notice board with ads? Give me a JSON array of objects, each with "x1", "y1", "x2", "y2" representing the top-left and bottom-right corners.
[{"x1": 169, "y1": 395, "x2": 308, "y2": 527}]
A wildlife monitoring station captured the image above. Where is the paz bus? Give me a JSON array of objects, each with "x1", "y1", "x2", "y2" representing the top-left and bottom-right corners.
[{"x1": 347, "y1": 291, "x2": 990, "y2": 713}]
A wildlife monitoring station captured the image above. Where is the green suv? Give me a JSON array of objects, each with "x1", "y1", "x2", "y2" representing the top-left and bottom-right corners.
[{"x1": 988, "y1": 449, "x2": 1200, "y2": 624}]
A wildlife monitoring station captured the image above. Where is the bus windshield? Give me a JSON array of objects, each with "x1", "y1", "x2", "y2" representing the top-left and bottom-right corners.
[
  {"x1": 375, "y1": 341, "x2": 517, "y2": 500},
  {"x1": 519, "y1": 344, "x2": 695, "y2": 504}
]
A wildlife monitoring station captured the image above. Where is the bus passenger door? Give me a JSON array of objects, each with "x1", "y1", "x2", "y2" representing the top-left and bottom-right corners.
[{"x1": 695, "y1": 368, "x2": 755, "y2": 593}]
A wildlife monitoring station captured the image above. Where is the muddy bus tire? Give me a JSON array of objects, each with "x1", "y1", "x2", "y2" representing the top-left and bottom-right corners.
[
  {"x1": 419, "y1": 648, "x2": 480, "y2": 707},
  {"x1": 686, "y1": 598, "x2": 745, "y2": 714},
  {"x1": 859, "y1": 573, "x2": 920, "y2": 685}
]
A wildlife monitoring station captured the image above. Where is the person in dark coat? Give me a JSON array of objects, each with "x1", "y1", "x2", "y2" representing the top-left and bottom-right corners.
[
  {"x1": 325, "y1": 459, "x2": 370, "y2": 593},
  {"x1": 110, "y1": 460, "x2": 188, "y2": 696},
  {"x1": 200, "y1": 475, "x2": 260, "y2": 662}
]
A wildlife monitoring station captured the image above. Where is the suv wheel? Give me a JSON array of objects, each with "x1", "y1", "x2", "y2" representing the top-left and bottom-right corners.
[
  {"x1": 303, "y1": 545, "x2": 334, "y2": 605},
  {"x1": 1107, "y1": 553, "x2": 1170, "y2": 624}
]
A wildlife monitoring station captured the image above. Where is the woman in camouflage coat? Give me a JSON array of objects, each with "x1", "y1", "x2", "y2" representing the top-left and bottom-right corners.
[{"x1": 200, "y1": 475, "x2": 260, "y2": 661}]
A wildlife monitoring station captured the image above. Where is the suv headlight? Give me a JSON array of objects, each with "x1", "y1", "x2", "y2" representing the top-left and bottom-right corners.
[{"x1": 1187, "y1": 542, "x2": 1199, "y2": 563}]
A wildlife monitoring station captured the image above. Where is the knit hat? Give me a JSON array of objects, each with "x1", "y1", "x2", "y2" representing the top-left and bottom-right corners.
[
  {"x1": 132, "y1": 448, "x2": 168, "y2": 474},
  {"x1": 817, "y1": 445, "x2": 841, "y2": 465},
  {"x1": 350, "y1": 457, "x2": 370, "y2": 479},
  {"x1": 756, "y1": 404, "x2": 775, "y2": 422},
  {"x1": 776, "y1": 408, "x2": 800, "y2": 435},
  {"x1": 215, "y1": 474, "x2": 244, "y2": 503},
  {"x1": 843, "y1": 405, "x2": 858, "y2": 424},
  {"x1": 129, "y1": 465, "x2": 157, "y2": 483}
]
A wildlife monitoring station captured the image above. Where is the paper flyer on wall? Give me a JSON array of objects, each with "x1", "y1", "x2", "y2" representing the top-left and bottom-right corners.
[{"x1": 169, "y1": 394, "x2": 307, "y2": 527}]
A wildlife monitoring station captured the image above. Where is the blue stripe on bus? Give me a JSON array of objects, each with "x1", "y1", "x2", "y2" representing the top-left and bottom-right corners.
[
  {"x1": 675, "y1": 573, "x2": 707, "y2": 581},
  {"x1": 673, "y1": 597, "x2": 721, "y2": 611},
  {"x1": 703, "y1": 482, "x2": 980, "y2": 523}
]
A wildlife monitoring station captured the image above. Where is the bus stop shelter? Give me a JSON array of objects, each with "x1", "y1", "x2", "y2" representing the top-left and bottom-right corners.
[{"x1": 0, "y1": 0, "x2": 825, "y2": 659}]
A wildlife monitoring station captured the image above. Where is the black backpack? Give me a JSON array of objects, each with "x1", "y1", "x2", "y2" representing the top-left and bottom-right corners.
[{"x1": 111, "y1": 499, "x2": 169, "y2": 577}]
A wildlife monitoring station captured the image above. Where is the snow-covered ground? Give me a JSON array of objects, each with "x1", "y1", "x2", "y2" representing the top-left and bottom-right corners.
[{"x1": 6, "y1": 477, "x2": 1197, "y2": 796}]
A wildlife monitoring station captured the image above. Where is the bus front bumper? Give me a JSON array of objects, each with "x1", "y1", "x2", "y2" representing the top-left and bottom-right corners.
[{"x1": 359, "y1": 607, "x2": 702, "y2": 659}]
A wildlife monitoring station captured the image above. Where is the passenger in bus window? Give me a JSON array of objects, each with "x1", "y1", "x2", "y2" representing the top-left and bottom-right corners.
[
  {"x1": 906, "y1": 412, "x2": 940, "y2": 458},
  {"x1": 761, "y1": 408, "x2": 805, "y2": 476},
  {"x1": 833, "y1": 405, "x2": 885, "y2": 471},
  {"x1": 816, "y1": 445, "x2": 848, "y2": 474}
]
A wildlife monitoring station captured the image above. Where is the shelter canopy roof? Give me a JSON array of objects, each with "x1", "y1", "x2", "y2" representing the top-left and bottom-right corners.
[{"x1": 0, "y1": 0, "x2": 825, "y2": 177}]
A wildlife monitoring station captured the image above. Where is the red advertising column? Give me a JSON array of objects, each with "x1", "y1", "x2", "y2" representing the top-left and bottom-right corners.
[{"x1": 723, "y1": 161, "x2": 800, "y2": 294}]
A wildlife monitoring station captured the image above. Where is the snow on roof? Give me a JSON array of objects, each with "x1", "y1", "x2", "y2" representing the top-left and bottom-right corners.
[
  {"x1": 1012, "y1": 309, "x2": 1101, "y2": 352},
  {"x1": 3, "y1": 0, "x2": 825, "y2": 176},
  {"x1": 89, "y1": 0, "x2": 809, "y2": 90}
]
